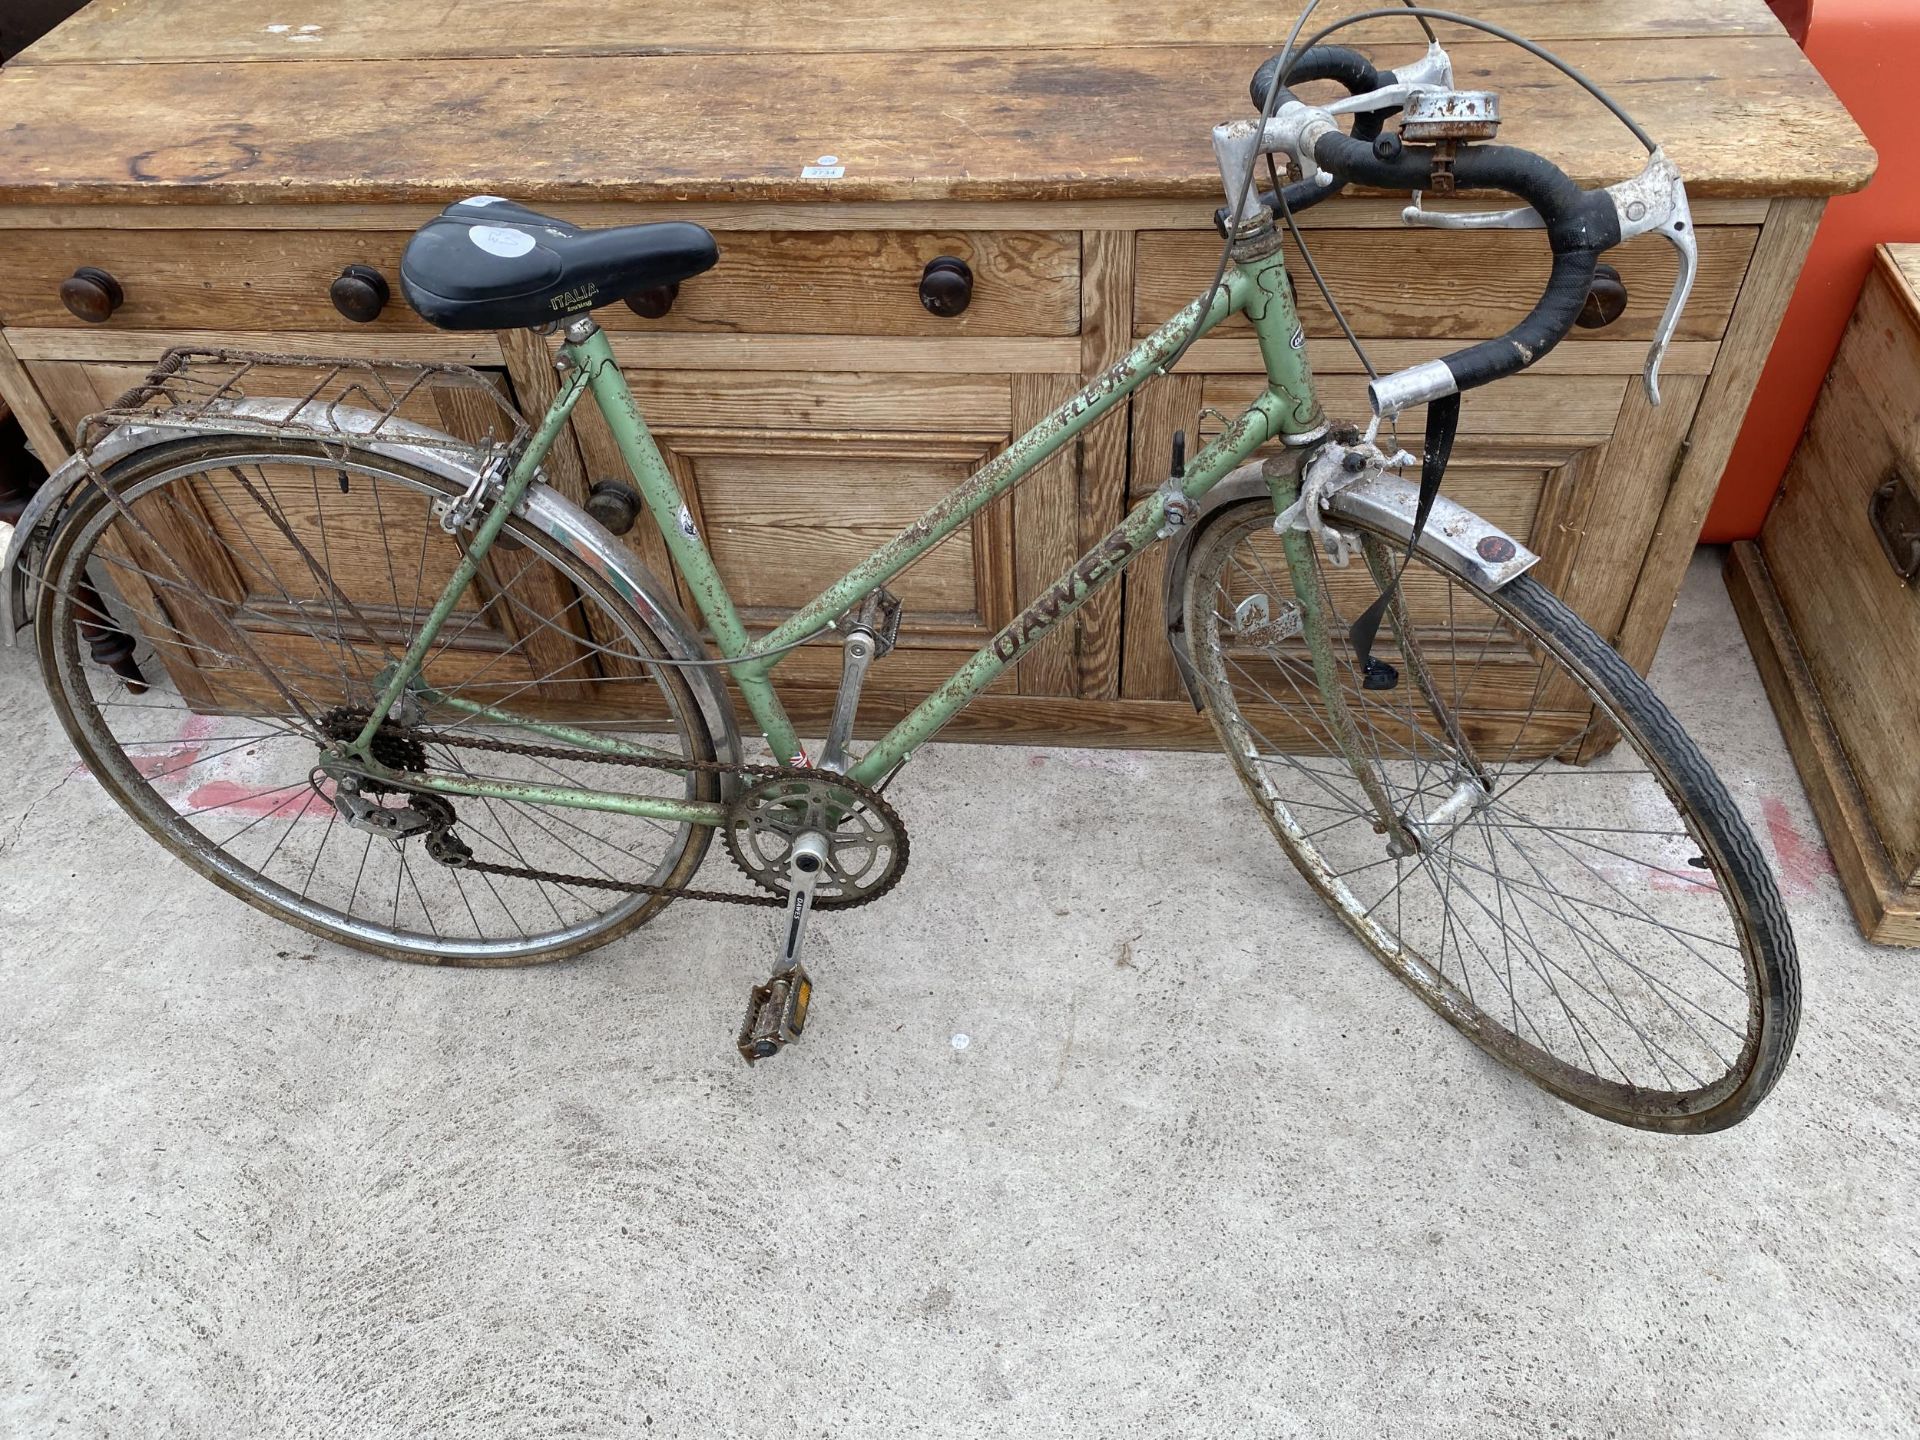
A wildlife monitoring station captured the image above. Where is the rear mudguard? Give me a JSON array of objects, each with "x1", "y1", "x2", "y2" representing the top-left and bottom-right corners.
[
  {"x1": 0, "y1": 404, "x2": 745, "y2": 786},
  {"x1": 1159, "y1": 458, "x2": 1541, "y2": 709}
]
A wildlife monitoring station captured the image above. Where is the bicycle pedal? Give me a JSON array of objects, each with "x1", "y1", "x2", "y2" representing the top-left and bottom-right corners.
[{"x1": 737, "y1": 961, "x2": 812, "y2": 1063}]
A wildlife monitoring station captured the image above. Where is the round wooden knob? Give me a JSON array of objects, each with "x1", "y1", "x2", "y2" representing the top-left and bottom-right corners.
[
  {"x1": 330, "y1": 264, "x2": 391, "y2": 323},
  {"x1": 918, "y1": 256, "x2": 973, "y2": 318},
  {"x1": 59, "y1": 266, "x2": 124, "y2": 324},
  {"x1": 585, "y1": 479, "x2": 642, "y2": 536},
  {"x1": 623, "y1": 283, "x2": 680, "y2": 319},
  {"x1": 1576, "y1": 263, "x2": 1629, "y2": 330}
]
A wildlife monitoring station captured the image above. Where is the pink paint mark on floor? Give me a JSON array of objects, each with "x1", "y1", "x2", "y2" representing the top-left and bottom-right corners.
[
  {"x1": 1647, "y1": 863, "x2": 1721, "y2": 895},
  {"x1": 182, "y1": 779, "x2": 327, "y2": 822},
  {"x1": 66, "y1": 708, "x2": 332, "y2": 824},
  {"x1": 1762, "y1": 794, "x2": 1836, "y2": 900},
  {"x1": 131, "y1": 712, "x2": 228, "y2": 779},
  {"x1": 72, "y1": 711, "x2": 230, "y2": 782}
]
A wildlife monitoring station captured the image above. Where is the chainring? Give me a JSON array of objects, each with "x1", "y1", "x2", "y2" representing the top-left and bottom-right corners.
[{"x1": 723, "y1": 772, "x2": 909, "y2": 909}]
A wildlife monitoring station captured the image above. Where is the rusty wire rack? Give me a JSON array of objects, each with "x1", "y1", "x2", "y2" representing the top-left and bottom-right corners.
[{"x1": 74, "y1": 347, "x2": 532, "y2": 462}]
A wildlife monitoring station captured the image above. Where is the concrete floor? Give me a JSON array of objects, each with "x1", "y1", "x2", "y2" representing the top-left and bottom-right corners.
[{"x1": 1, "y1": 549, "x2": 1915, "y2": 1439}]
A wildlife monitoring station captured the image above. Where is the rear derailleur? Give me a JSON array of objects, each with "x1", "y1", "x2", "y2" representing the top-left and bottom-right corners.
[
  {"x1": 324, "y1": 778, "x2": 472, "y2": 866},
  {"x1": 311, "y1": 704, "x2": 471, "y2": 866}
]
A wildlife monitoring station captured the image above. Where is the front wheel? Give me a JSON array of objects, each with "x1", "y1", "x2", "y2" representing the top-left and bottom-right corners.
[{"x1": 1182, "y1": 498, "x2": 1799, "y2": 1132}]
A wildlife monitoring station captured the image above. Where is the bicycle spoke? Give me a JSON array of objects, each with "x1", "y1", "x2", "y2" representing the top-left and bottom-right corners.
[
  {"x1": 1187, "y1": 502, "x2": 1776, "y2": 1118},
  {"x1": 46, "y1": 446, "x2": 711, "y2": 960}
]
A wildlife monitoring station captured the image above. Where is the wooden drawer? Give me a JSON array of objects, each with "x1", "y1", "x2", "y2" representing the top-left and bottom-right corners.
[
  {"x1": 1135, "y1": 224, "x2": 1757, "y2": 343},
  {"x1": 0, "y1": 227, "x2": 1080, "y2": 338},
  {"x1": 594, "y1": 229, "x2": 1080, "y2": 337},
  {"x1": 1730, "y1": 245, "x2": 1920, "y2": 946},
  {"x1": 0, "y1": 230, "x2": 429, "y2": 333}
]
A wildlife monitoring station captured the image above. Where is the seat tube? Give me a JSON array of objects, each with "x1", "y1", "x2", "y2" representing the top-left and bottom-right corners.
[{"x1": 563, "y1": 318, "x2": 805, "y2": 764}]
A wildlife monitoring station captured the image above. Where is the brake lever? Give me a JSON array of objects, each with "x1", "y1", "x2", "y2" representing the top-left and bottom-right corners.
[
  {"x1": 1400, "y1": 147, "x2": 1696, "y2": 404},
  {"x1": 1609, "y1": 148, "x2": 1695, "y2": 406}
]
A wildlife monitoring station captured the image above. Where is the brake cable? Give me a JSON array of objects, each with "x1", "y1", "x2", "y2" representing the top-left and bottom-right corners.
[
  {"x1": 1255, "y1": 7, "x2": 1662, "y2": 689},
  {"x1": 1162, "y1": 0, "x2": 1433, "y2": 380},
  {"x1": 1287, "y1": 8, "x2": 1656, "y2": 154}
]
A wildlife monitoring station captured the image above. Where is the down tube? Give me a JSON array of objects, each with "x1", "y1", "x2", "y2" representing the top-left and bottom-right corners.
[{"x1": 847, "y1": 389, "x2": 1304, "y2": 787}]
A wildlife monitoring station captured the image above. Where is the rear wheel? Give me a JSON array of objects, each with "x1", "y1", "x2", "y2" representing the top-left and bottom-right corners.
[
  {"x1": 1182, "y1": 498, "x2": 1799, "y2": 1132},
  {"x1": 37, "y1": 437, "x2": 718, "y2": 966}
]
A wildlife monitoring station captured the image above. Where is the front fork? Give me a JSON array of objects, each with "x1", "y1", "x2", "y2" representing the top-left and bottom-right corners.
[{"x1": 1265, "y1": 468, "x2": 1491, "y2": 859}]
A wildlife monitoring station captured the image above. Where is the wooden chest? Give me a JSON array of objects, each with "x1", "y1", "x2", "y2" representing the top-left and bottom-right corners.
[
  {"x1": 1728, "y1": 246, "x2": 1920, "y2": 946},
  {"x1": 0, "y1": 1, "x2": 1872, "y2": 748}
]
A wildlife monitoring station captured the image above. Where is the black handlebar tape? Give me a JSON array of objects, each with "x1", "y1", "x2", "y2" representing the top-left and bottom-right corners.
[
  {"x1": 1218, "y1": 47, "x2": 1402, "y2": 228},
  {"x1": 1250, "y1": 46, "x2": 1384, "y2": 112},
  {"x1": 1447, "y1": 247, "x2": 1601, "y2": 389},
  {"x1": 1309, "y1": 131, "x2": 1625, "y2": 391}
]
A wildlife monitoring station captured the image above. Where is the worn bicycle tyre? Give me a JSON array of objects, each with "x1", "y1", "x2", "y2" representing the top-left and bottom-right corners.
[
  {"x1": 1183, "y1": 498, "x2": 1799, "y2": 1133},
  {"x1": 36, "y1": 436, "x2": 720, "y2": 967}
]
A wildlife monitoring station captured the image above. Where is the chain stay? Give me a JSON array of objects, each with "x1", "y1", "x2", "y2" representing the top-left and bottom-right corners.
[{"x1": 337, "y1": 714, "x2": 905, "y2": 910}]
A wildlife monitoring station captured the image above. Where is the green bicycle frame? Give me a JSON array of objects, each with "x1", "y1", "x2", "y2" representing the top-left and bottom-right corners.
[{"x1": 363, "y1": 235, "x2": 1328, "y2": 827}]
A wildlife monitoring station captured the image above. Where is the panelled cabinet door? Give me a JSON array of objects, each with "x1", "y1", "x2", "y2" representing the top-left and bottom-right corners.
[
  {"x1": 564, "y1": 365, "x2": 1120, "y2": 735},
  {"x1": 1116, "y1": 215, "x2": 1728, "y2": 758},
  {"x1": 24, "y1": 356, "x2": 618, "y2": 720}
]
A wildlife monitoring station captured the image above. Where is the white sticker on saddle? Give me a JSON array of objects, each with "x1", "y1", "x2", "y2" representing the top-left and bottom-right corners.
[{"x1": 469, "y1": 226, "x2": 535, "y2": 258}]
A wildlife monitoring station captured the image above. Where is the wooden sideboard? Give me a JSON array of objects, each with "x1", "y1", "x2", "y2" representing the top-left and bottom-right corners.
[{"x1": 0, "y1": 0, "x2": 1872, "y2": 748}]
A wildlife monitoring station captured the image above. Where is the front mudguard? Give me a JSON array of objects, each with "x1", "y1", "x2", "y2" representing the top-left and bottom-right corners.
[
  {"x1": 1159, "y1": 456, "x2": 1541, "y2": 709},
  {"x1": 1, "y1": 405, "x2": 745, "y2": 788}
]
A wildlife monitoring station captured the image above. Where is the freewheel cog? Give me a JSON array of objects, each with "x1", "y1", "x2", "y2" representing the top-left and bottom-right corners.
[
  {"x1": 318, "y1": 704, "x2": 426, "y2": 785},
  {"x1": 723, "y1": 772, "x2": 908, "y2": 909}
]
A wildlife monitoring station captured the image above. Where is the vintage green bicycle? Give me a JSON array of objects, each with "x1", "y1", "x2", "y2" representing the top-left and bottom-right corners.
[{"x1": 2, "y1": 18, "x2": 1799, "y2": 1131}]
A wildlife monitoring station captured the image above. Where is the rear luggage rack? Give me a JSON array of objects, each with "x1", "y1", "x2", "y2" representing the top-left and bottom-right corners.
[{"x1": 75, "y1": 347, "x2": 530, "y2": 462}]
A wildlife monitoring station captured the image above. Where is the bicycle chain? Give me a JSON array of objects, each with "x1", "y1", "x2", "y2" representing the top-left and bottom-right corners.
[{"x1": 318, "y1": 708, "x2": 907, "y2": 910}]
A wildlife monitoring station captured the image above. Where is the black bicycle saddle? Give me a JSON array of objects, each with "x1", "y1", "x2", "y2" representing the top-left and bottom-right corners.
[{"x1": 400, "y1": 196, "x2": 718, "y2": 331}]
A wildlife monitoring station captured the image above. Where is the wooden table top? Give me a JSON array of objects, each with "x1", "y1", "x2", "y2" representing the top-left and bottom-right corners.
[{"x1": 0, "y1": 0, "x2": 1875, "y2": 207}]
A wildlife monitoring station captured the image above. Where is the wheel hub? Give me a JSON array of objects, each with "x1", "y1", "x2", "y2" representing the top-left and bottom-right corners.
[
  {"x1": 317, "y1": 703, "x2": 426, "y2": 779},
  {"x1": 312, "y1": 705, "x2": 468, "y2": 862}
]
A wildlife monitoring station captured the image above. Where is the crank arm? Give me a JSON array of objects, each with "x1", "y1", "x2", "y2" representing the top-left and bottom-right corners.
[
  {"x1": 820, "y1": 587, "x2": 900, "y2": 774},
  {"x1": 778, "y1": 831, "x2": 829, "y2": 969},
  {"x1": 820, "y1": 631, "x2": 876, "y2": 774},
  {"x1": 738, "y1": 830, "x2": 829, "y2": 1063}
]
